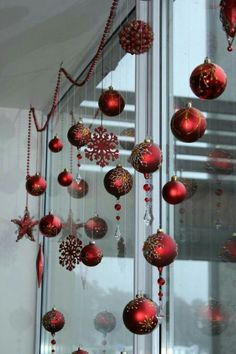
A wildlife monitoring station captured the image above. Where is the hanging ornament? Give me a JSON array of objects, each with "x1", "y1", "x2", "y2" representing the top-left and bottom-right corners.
[
  {"x1": 57, "y1": 169, "x2": 73, "y2": 187},
  {"x1": 49, "y1": 136, "x2": 64, "y2": 153},
  {"x1": 120, "y1": 127, "x2": 135, "y2": 150},
  {"x1": 72, "y1": 348, "x2": 89, "y2": 354},
  {"x1": 220, "y1": 0, "x2": 236, "y2": 51},
  {"x1": 59, "y1": 235, "x2": 83, "y2": 271},
  {"x1": 68, "y1": 177, "x2": 89, "y2": 199},
  {"x1": 162, "y1": 176, "x2": 187, "y2": 205},
  {"x1": 123, "y1": 294, "x2": 158, "y2": 334},
  {"x1": 119, "y1": 20, "x2": 154, "y2": 55},
  {"x1": 190, "y1": 58, "x2": 227, "y2": 99},
  {"x1": 26, "y1": 173, "x2": 47, "y2": 196},
  {"x1": 205, "y1": 148, "x2": 233, "y2": 174},
  {"x1": 60, "y1": 209, "x2": 83, "y2": 242},
  {"x1": 171, "y1": 103, "x2": 207, "y2": 143},
  {"x1": 39, "y1": 212, "x2": 62, "y2": 238},
  {"x1": 222, "y1": 233, "x2": 236, "y2": 261},
  {"x1": 42, "y1": 307, "x2": 65, "y2": 353},
  {"x1": 84, "y1": 216, "x2": 108, "y2": 240},
  {"x1": 98, "y1": 87, "x2": 125, "y2": 117},
  {"x1": 94, "y1": 310, "x2": 116, "y2": 353},
  {"x1": 214, "y1": 179, "x2": 224, "y2": 230},
  {"x1": 80, "y1": 241, "x2": 103, "y2": 267},
  {"x1": 11, "y1": 206, "x2": 38, "y2": 242},
  {"x1": 179, "y1": 178, "x2": 198, "y2": 199},
  {"x1": 104, "y1": 164, "x2": 133, "y2": 239},
  {"x1": 36, "y1": 243, "x2": 44, "y2": 287}
]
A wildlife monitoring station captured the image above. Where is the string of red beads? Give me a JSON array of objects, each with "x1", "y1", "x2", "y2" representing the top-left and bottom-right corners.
[{"x1": 157, "y1": 267, "x2": 165, "y2": 303}]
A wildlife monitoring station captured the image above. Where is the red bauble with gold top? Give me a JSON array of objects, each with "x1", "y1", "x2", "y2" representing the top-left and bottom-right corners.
[
  {"x1": 49, "y1": 136, "x2": 64, "y2": 153},
  {"x1": 98, "y1": 87, "x2": 125, "y2": 117},
  {"x1": 104, "y1": 164, "x2": 133, "y2": 199},
  {"x1": 171, "y1": 103, "x2": 207, "y2": 143},
  {"x1": 220, "y1": 0, "x2": 236, "y2": 51},
  {"x1": 94, "y1": 311, "x2": 116, "y2": 335},
  {"x1": 68, "y1": 179, "x2": 89, "y2": 198},
  {"x1": 130, "y1": 139, "x2": 162, "y2": 175},
  {"x1": 162, "y1": 176, "x2": 187, "y2": 205},
  {"x1": 72, "y1": 348, "x2": 89, "y2": 354},
  {"x1": 26, "y1": 173, "x2": 47, "y2": 196},
  {"x1": 84, "y1": 216, "x2": 108, "y2": 240},
  {"x1": 190, "y1": 58, "x2": 227, "y2": 99},
  {"x1": 42, "y1": 308, "x2": 65, "y2": 335},
  {"x1": 67, "y1": 120, "x2": 91, "y2": 147},
  {"x1": 123, "y1": 295, "x2": 158, "y2": 335},
  {"x1": 39, "y1": 212, "x2": 62, "y2": 237},
  {"x1": 80, "y1": 242, "x2": 103, "y2": 267},
  {"x1": 57, "y1": 169, "x2": 73, "y2": 187},
  {"x1": 143, "y1": 229, "x2": 177, "y2": 267}
]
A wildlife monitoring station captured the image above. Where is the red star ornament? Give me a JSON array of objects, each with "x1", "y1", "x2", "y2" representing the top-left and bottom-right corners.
[{"x1": 11, "y1": 207, "x2": 38, "y2": 242}]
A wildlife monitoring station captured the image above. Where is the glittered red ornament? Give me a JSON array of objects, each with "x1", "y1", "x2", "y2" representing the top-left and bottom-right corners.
[
  {"x1": 220, "y1": 0, "x2": 236, "y2": 51},
  {"x1": 11, "y1": 207, "x2": 38, "y2": 242},
  {"x1": 39, "y1": 212, "x2": 62, "y2": 238},
  {"x1": 190, "y1": 58, "x2": 227, "y2": 99},
  {"x1": 26, "y1": 173, "x2": 47, "y2": 196},
  {"x1": 67, "y1": 120, "x2": 91, "y2": 147},
  {"x1": 94, "y1": 311, "x2": 116, "y2": 335},
  {"x1": 205, "y1": 148, "x2": 233, "y2": 174},
  {"x1": 120, "y1": 128, "x2": 135, "y2": 150},
  {"x1": 36, "y1": 243, "x2": 44, "y2": 288},
  {"x1": 98, "y1": 87, "x2": 125, "y2": 117},
  {"x1": 68, "y1": 179, "x2": 89, "y2": 199},
  {"x1": 72, "y1": 348, "x2": 89, "y2": 354},
  {"x1": 143, "y1": 229, "x2": 177, "y2": 267},
  {"x1": 171, "y1": 103, "x2": 207, "y2": 143},
  {"x1": 42, "y1": 308, "x2": 65, "y2": 335},
  {"x1": 49, "y1": 136, "x2": 64, "y2": 153},
  {"x1": 104, "y1": 164, "x2": 133, "y2": 199},
  {"x1": 119, "y1": 20, "x2": 154, "y2": 55},
  {"x1": 84, "y1": 216, "x2": 108, "y2": 240},
  {"x1": 57, "y1": 169, "x2": 73, "y2": 187},
  {"x1": 80, "y1": 241, "x2": 103, "y2": 267},
  {"x1": 162, "y1": 176, "x2": 187, "y2": 205},
  {"x1": 123, "y1": 295, "x2": 158, "y2": 335}
]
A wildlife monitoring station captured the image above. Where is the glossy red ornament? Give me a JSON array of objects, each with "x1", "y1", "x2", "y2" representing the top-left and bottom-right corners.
[
  {"x1": 123, "y1": 295, "x2": 158, "y2": 334},
  {"x1": 119, "y1": 20, "x2": 154, "y2": 55},
  {"x1": 42, "y1": 308, "x2": 65, "y2": 335},
  {"x1": 220, "y1": 0, "x2": 236, "y2": 51},
  {"x1": 130, "y1": 139, "x2": 162, "y2": 175},
  {"x1": 84, "y1": 216, "x2": 108, "y2": 240},
  {"x1": 26, "y1": 173, "x2": 47, "y2": 196},
  {"x1": 94, "y1": 311, "x2": 116, "y2": 334},
  {"x1": 80, "y1": 242, "x2": 103, "y2": 267},
  {"x1": 98, "y1": 87, "x2": 125, "y2": 117},
  {"x1": 67, "y1": 120, "x2": 91, "y2": 147},
  {"x1": 68, "y1": 179, "x2": 89, "y2": 199},
  {"x1": 72, "y1": 348, "x2": 89, "y2": 354},
  {"x1": 171, "y1": 103, "x2": 206, "y2": 143},
  {"x1": 49, "y1": 136, "x2": 64, "y2": 153},
  {"x1": 190, "y1": 58, "x2": 227, "y2": 99},
  {"x1": 143, "y1": 229, "x2": 177, "y2": 267},
  {"x1": 36, "y1": 243, "x2": 44, "y2": 288},
  {"x1": 39, "y1": 212, "x2": 62, "y2": 238},
  {"x1": 57, "y1": 169, "x2": 73, "y2": 187},
  {"x1": 120, "y1": 128, "x2": 135, "y2": 150},
  {"x1": 205, "y1": 148, "x2": 233, "y2": 174},
  {"x1": 162, "y1": 176, "x2": 187, "y2": 205},
  {"x1": 104, "y1": 164, "x2": 133, "y2": 199}
]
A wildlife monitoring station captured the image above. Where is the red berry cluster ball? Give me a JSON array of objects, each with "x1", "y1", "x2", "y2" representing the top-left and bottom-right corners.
[{"x1": 119, "y1": 20, "x2": 154, "y2": 55}]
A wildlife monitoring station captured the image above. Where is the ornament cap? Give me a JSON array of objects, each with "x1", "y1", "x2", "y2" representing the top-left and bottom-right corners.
[
  {"x1": 144, "y1": 137, "x2": 152, "y2": 143},
  {"x1": 78, "y1": 117, "x2": 83, "y2": 124},
  {"x1": 157, "y1": 228, "x2": 164, "y2": 233},
  {"x1": 171, "y1": 175, "x2": 178, "y2": 181},
  {"x1": 204, "y1": 57, "x2": 211, "y2": 64},
  {"x1": 108, "y1": 86, "x2": 113, "y2": 90},
  {"x1": 89, "y1": 241, "x2": 95, "y2": 245},
  {"x1": 63, "y1": 168, "x2": 69, "y2": 172},
  {"x1": 186, "y1": 102, "x2": 192, "y2": 108},
  {"x1": 116, "y1": 163, "x2": 123, "y2": 168}
]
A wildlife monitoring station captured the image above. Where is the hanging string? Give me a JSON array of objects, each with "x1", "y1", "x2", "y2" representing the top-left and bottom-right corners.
[{"x1": 25, "y1": 110, "x2": 32, "y2": 208}]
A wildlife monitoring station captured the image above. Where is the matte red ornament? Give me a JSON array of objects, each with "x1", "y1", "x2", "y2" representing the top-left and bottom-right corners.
[
  {"x1": 171, "y1": 103, "x2": 207, "y2": 143},
  {"x1": 205, "y1": 148, "x2": 233, "y2": 174},
  {"x1": 120, "y1": 127, "x2": 135, "y2": 150},
  {"x1": 94, "y1": 311, "x2": 116, "y2": 334},
  {"x1": 143, "y1": 229, "x2": 177, "y2": 267},
  {"x1": 67, "y1": 120, "x2": 91, "y2": 147},
  {"x1": 42, "y1": 308, "x2": 65, "y2": 335},
  {"x1": 123, "y1": 295, "x2": 158, "y2": 334},
  {"x1": 39, "y1": 212, "x2": 62, "y2": 238},
  {"x1": 220, "y1": 0, "x2": 236, "y2": 51},
  {"x1": 26, "y1": 173, "x2": 47, "y2": 196},
  {"x1": 59, "y1": 235, "x2": 83, "y2": 271},
  {"x1": 190, "y1": 58, "x2": 227, "y2": 99},
  {"x1": 57, "y1": 169, "x2": 73, "y2": 187},
  {"x1": 72, "y1": 348, "x2": 89, "y2": 354},
  {"x1": 162, "y1": 176, "x2": 187, "y2": 205},
  {"x1": 84, "y1": 216, "x2": 108, "y2": 240},
  {"x1": 11, "y1": 206, "x2": 38, "y2": 242},
  {"x1": 49, "y1": 136, "x2": 64, "y2": 153},
  {"x1": 130, "y1": 139, "x2": 162, "y2": 175},
  {"x1": 119, "y1": 20, "x2": 154, "y2": 55},
  {"x1": 104, "y1": 164, "x2": 133, "y2": 199},
  {"x1": 98, "y1": 87, "x2": 125, "y2": 117},
  {"x1": 68, "y1": 179, "x2": 89, "y2": 199},
  {"x1": 80, "y1": 242, "x2": 103, "y2": 267},
  {"x1": 36, "y1": 243, "x2": 44, "y2": 287}
]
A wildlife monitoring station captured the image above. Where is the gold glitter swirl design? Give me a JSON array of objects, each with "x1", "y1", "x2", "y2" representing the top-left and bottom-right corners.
[
  {"x1": 171, "y1": 107, "x2": 205, "y2": 139},
  {"x1": 130, "y1": 142, "x2": 152, "y2": 171},
  {"x1": 109, "y1": 166, "x2": 133, "y2": 195},
  {"x1": 143, "y1": 232, "x2": 165, "y2": 264},
  {"x1": 140, "y1": 315, "x2": 158, "y2": 333},
  {"x1": 42, "y1": 308, "x2": 65, "y2": 334}
]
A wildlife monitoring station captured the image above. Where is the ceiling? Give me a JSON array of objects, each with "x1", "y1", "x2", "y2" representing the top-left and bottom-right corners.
[{"x1": 0, "y1": 0, "x2": 133, "y2": 110}]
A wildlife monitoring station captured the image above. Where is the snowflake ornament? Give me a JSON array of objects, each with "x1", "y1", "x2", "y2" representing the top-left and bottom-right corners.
[
  {"x1": 11, "y1": 207, "x2": 38, "y2": 242},
  {"x1": 85, "y1": 125, "x2": 119, "y2": 167},
  {"x1": 59, "y1": 234, "x2": 83, "y2": 271}
]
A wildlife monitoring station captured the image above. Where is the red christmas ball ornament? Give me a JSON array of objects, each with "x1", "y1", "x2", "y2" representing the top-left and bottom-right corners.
[
  {"x1": 130, "y1": 139, "x2": 162, "y2": 176},
  {"x1": 190, "y1": 58, "x2": 227, "y2": 99},
  {"x1": 42, "y1": 307, "x2": 65, "y2": 335},
  {"x1": 171, "y1": 103, "x2": 207, "y2": 143},
  {"x1": 205, "y1": 148, "x2": 233, "y2": 174},
  {"x1": 104, "y1": 164, "x2": 133, "y2": 199},
  {"x1": 162, "y1": 176, "x2": 187, "y2": 205},
  {"x1": 49, "y1": 136, "x2": 64, "y2": 153},
  {"x1": 68, "y1": 179, "x2": 89, "y2": 199},
  {"x1": 84, "y1": 216, "x2": 108, "y2": 240},
  {"x1": 120, "y1": 128, "x2": 135, "y2": 150},
  {"x1": 72, "y1": 348, "x2": 89, "y2": 354},
  {"x1": 57, "y1": 169, "x2": 73, "y2": 187},
  {"x1": 94, "y1": 311, "x2": 116, "y2": 335},
  {"x1": 80, "y1": 241, "x2": 103, "y2": 267},
  {"x1": 123, "y1": 294, "x2": 158, "y2": 334},
  {"x1": 67, "y1": 120, "x2": 91, "y2": 147},
  {"x1": 220, "y1": 0, "x2": 236, "y2": 51},
  {"x1": 222, "y1": 233, "x2": 236, "y2": 261},
  {"x1": 39, "y1": 212, "x2": 62, "y2": 238},
  {"x1": 26, "y1": 173, "x2": 47, "y2": 196},
  {"x1": 143, "y1": 229, "x2": 177, "y2": 267},
  {"x1": 98, "y1": 87, "x2": 125, "y2": 117},
  {"x1": 119, "y1": 20, "x2": 154, "y2": 55}
]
